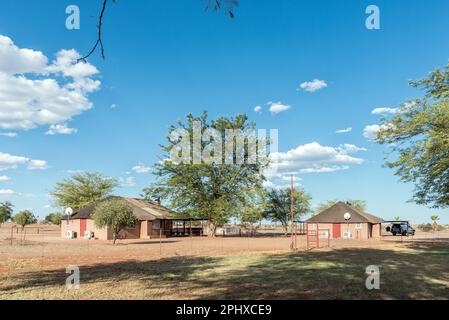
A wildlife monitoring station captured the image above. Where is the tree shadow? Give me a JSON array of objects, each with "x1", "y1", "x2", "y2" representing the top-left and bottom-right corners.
[
  {"x1": 1, "y1": 239, "x2": 448, "y2": 300},
  {"x1": 195, "y1": 240, "x2": 449, "y2": 300}
]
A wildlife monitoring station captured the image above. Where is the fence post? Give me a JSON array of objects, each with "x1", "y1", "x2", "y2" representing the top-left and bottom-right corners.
[{"x1": 159, "y1": 228, "x2": 162, "y2": 255}]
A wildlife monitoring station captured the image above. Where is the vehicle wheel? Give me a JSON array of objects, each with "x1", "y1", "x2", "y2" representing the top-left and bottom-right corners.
[
  {"x1": 402, "y1": 231, "x2": 407, "y2": 236},
  {"x1": 392, "y1": 232, "x2": 397, "y2": 236}
]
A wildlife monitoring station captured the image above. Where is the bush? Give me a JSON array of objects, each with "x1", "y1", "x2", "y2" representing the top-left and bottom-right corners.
[{"x1": 92, "y1": 199, "x2": 138, "y2": 244}]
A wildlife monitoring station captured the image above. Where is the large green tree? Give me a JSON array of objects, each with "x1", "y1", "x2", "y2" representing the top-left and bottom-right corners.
[
  {"x1": 377, "y1": 62, "x2": 449, "y2": 209},
  {"x1": 51, "y1": 172, "x2": 119, "y2": 211},
  {"x1": 0, "y1": 201, "x2": 13, "y2": 226},
  {"x1": 313, "y1": 199, "x2": 367, "y2": 216},
  {"x1": 92, "y1": 199, "x2": 138, "y2": 244},
  {"x1": 263, "y1": 188, "x2": 312, "y2": 235},
  {"x1": 143, "y1": 112, "x2": 268, "y2": 236}
]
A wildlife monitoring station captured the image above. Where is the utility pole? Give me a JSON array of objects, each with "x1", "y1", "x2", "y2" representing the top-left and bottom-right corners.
[{"x1": 290, "y1": 175, "x2": 297, "y2": 250}]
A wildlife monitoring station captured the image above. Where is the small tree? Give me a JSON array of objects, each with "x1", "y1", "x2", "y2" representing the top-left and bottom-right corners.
[
  {"x1": 431, "y1": 216, "x2": 440, "y2": 232},
  {"x1": 263, "y1": 188, "x2": 312, "y2": 236},
  {"x1": 92, "y1": 199, "x2": 138, "y2": 244},
  {"x1": 394, "y1": 216, "x2": 401, "y2": 221},
  {"x1": 12, "y1": 210, "x2": 37, "y2": 241},
  {"x1": 0, "y1": 201, "x2": 14, "y2": 226},
  {"x1": 13, "y1": 210, "x2": 37, "y2": 230},
  {"x1": 45, "y1": 212, "x2": 62, "y2": 225}
]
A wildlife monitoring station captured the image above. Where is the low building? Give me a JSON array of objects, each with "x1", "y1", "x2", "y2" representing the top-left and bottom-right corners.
[
  {"x1": 61, "y1": 196, "x2": 201, "y2": 240},
  {"x1": 306, "y1": 202, "x2": 384, "y2": 240}
]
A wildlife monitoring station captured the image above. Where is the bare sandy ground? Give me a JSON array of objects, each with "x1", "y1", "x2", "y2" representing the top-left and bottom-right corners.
[{"x1": 2, "y1": 225, "x2": 448, "y2": 275}]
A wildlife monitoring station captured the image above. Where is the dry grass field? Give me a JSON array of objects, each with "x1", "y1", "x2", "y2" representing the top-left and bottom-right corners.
[{"x1": 1, "y1": 225, "x2": 449, "y2": 300}]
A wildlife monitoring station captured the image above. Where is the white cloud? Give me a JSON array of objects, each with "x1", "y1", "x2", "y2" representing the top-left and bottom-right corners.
[
  {"x1": 299, "y1": 79, "x2": 327, "y2": 92},
  {"x1": 266, "y1": 142, "x2": 365, "y2": 178},
  {"x1": 268, "y1": 101, "x2": 291, "y2": 114},
  {"x1": 27, "y1": 160, "x2": 48, "y2": 170},
  {"x1": 0, "y1": 189, "x2": 15, "y2": 196},
  {"x1": 111, "y1": 103, "x2": 118, "y2": 109},
  {"x1": 254, "y1": 105, "x2": 262, "y2": 113},
  {"x1": 363, "y1": 124, "x2": 390, "y2": 141},
  {"x1": 371, "y1": 107, "x2": 398, "y2": 115},
  {"x1": 0, "y1": 132, "x2": 17, "y2": 137},
  {"x1": 0, "y1": 152, "x2": 29, "y2": 170},
  {"x1": 337, "y1": 144, "x2": 368, "y2": 153},
  {"x1": 0, "y1": 35, "x2": 48, "y2": 74},
  {"x1": 132, "y1": 164, "x2": 151, "y2": 174},
  {"x1": 120, "y1": 176, "x2": 136, "y2": 187},
  {"x1": 336, "y1": 127, "x2": 352, "y2": 134},
  {"x1": 0, "y1": 152, "x2": 49, "y2": 171},
  {"x1": 46, "y1": 123, "x2": 78, "y2": 135},
  {"x1": 0, "y1": 175, "x2": 11, "y2": 182},
  {"x1": 263, "y1": 175, "x2": 303, "y2": 190},
  {"x1": 0, "y1": 35, "x2": 100, "y2": 132}
]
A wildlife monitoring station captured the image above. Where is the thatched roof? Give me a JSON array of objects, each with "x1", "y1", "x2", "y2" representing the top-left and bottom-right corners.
[
  {"x1": 62, "y1": 196, "x2": 176, "y2": 221},
  {"x1": 306, "y1": 202, "x2": 384, "y2": 224}
]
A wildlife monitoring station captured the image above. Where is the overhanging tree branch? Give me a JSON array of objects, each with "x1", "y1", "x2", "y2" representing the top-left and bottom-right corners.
[
  {"x1": 79, "y1": 0, "x2": 238, "y2": 62},
  {"x1": 78, "y1": 0, "x2": 115, "y2": 62}
]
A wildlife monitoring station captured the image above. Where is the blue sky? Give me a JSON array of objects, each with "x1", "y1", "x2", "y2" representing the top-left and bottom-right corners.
[{"x1": 0, "y1": 0, "x2": 448, "y2": 223}]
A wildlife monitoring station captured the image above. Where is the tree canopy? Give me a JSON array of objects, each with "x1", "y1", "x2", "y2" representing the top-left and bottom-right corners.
[
  {"x1": 45, "y1": 212, "x2": 62, "y2": 225},
  {"x1": 92, "y1": 199, "x2": 138, "y2": 244},
  {"x1": 0, "y1": 201, "x2": 13, "y2": 225},
  {"x1": 51, "y1": 172, "x2": 119, "y2": 211},
  {"x1": 143, "y1": 112, "x2": 268, "y2": 235},
  {"x1": 263, "y1": 188, "x2": 312, "y2": 234},
  {"x1": 377, "y1": 62, "x2": 449, "y2": 209},
  {"x1": 13, "y1": 210, "x2": 37, "y2": 229}
]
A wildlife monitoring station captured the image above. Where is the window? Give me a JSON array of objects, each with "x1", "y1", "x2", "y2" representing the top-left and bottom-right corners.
[
  {"x1": 319, "y1": 230, "x2": 329, "y2": 238},
  {"x1": 308, "y1": 224, "x2": 317, "y2": 230},
  {"x1": 152, "y1": 220, "x2": 161, "y2": 230},
  {"x1": 356, "y1": 223, "x2": 362, "y2": 229}
]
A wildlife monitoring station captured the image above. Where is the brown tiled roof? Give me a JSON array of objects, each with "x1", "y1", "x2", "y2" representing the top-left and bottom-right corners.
[
  {"x1": 306, "y1": 202, "x2": 384, "y2": 224},
  {"x1": 64, "y1": 196, "x2": 176, "y2": 221}
]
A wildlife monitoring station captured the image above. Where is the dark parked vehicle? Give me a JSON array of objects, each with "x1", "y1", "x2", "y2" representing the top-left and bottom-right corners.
[{"x1": 386, "y1": 223, "x2": 415, "y2": 236}]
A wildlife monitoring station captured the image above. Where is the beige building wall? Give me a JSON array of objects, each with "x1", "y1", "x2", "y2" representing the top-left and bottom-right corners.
[
  {"x1": 61, "y1": 219, "x2": 173, "y2": 240},
  {"x1": 307, "y1": 222, "x2": 372, "y2": 240},
  {"x1": 371, "y1": 223, "x2": 381, "y2": 238},
  {"x1": 61, "y1": 219, "x2": 81, "y2": 239},
  {"x1": 86, "y1": 219, "x2": 112, "y2": 240}
]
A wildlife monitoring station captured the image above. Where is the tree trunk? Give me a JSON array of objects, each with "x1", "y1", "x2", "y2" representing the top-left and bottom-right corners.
[
  {"x1": 282, "y1": 222, "x2": 288, "y2": 236},
  {"x1": 207, "y1": 222, "x2": 218, "y2": 237},
  {"x1": 113, "y1": 232, "x2": 117, "y2": 245}
]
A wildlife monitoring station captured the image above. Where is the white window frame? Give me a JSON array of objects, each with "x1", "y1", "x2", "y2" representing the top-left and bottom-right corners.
[{"x1": 356, "y1": 223, "x2": 363, "y2": 230}]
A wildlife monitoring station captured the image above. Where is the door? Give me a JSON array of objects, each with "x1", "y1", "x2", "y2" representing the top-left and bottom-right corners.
[
  {"x1": 333, "y1": 224, "x2": 341, "y2": 239},
  {"x1": 80, "y1": 219, "x2": 87, "y2": 238}
]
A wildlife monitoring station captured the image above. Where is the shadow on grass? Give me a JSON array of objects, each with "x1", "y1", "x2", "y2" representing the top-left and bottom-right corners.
[{"x1": 1, "y1": 239, "x2": 449, "y2": 300}]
